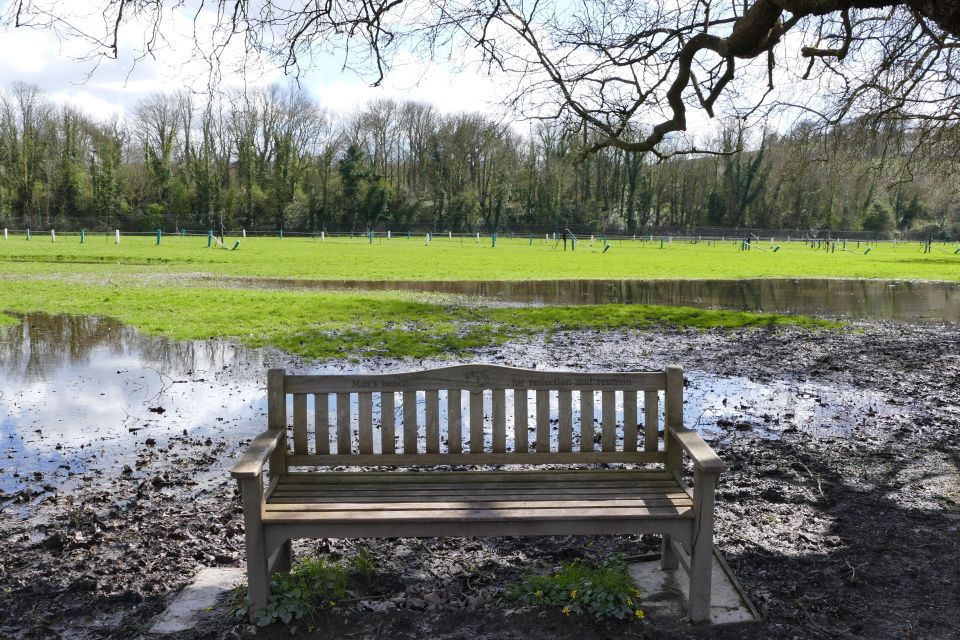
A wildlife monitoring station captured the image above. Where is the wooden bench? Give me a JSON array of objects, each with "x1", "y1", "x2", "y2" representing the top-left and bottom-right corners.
[{"x1": 232, "y1": 364, "x2": 726, "y2": 622}]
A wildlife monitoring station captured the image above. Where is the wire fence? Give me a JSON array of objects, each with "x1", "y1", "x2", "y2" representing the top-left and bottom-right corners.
[{"x1": 3, "y1": 226, "x2": 959, "y2": 252}]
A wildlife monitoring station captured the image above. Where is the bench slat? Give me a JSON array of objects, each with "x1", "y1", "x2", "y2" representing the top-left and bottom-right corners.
[
  {"x1": 645, "y1": 390, "x2": 659, "y2": 452},
  {"x1": 513, "y1": 389, "x2": 528, "y2": 453},
  {"x1": 358, "y1": 392, "x2": 373, "y2": 454},
  {"x1": 535, "y1": 389, "x2": 550, "y2": 453},
  {"x1": 293, "y1": 394, "x2": 308, "y2": 455},
  {"x1": 314, "y1": 393, "x2": 329, "y2": 454},
  {"x1": 580, "y1": 389, "x2": 594, "y2": 452},
  {"x1": 266, "y1": 496, "x2": 692, "y2": 509},
  {"x1": 267, "y1": 487, "x2": 693, "y2": 505},
  {"x1": 623, "y1": 390, "x2": 638, "y2": 452},
  {"x1": 381, "y1": 392, "x2": 396, "y2": 454},
  {"x1": 447, "y1": 389, "x2": 462, "y2": 454},
  {"x1": 558, "y1": 390, "x2": 572, "y2": 452},
  {"x1": 286, "y1": 451, "x2": 666, "y2": 466},
  {"x1": 492, "y1": 389, "x2": 506, "y2": 453},
  {"x1": 469, "y1": 391, "x2": 484, "y2": 453},
  {"x1": 602, "y1": 390, "x2": 616, "y2": 452},
  {"x1": 425, "y1": 390, "x2": 440, "y2": 453},
  {"x1": 284, "y1": 365, "x2": 666, "y2": 393},
  {"x1": 336, "y1": 392, "x2": 351, "y2": 455},
  {"x1": 403, "y1": 390, "x2": 418, "y2": 454},
  {"x1": 271, "y1": 484, "x2": 683, "y2": 496},
  {"x1": 279, "y1": 469, "x2": 675, "y2": 484},
  {"x1": 263, "y1": 504, "x2": 693, "y2": 523}
]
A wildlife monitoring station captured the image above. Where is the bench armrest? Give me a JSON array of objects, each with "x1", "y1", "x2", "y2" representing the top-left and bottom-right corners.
[
  {"x1": 231, "y1": 429, "x2": 285, "y2": 479},
  {"x1": 669, "y1": 426, "x2": 727, "y2": 474}
]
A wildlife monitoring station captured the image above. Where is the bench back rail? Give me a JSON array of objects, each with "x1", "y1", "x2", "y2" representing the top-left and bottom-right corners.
[{"x1": 266, "y1": 364, "x2": 685, "y2": 469}]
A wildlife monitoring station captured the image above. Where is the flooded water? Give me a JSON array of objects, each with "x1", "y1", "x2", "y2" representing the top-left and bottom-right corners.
[
  {"x1": 228, "y1": 277, "x2": 960, "y2": 322},
  {"x1": 0, "y1": 314, "x2": 269, "y2": 495},
  {"x1": 0, "y1": 313, "x2": 898, "y2": 502}
]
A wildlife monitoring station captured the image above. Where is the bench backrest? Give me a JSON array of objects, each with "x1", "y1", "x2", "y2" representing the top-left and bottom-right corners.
[{"x1": 268, "y1": 364, "x2": 684, "y2": 468}]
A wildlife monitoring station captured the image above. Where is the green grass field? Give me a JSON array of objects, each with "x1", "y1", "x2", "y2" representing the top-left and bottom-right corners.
[
  {"x1": 5, "y1": 232, "x2": 946, "y2": 358},
  {"x1": 1, "y1": 233, "x2": 958, "y2": 281}
]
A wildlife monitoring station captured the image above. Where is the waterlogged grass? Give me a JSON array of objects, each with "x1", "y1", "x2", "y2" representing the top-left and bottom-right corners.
[
  {"x1": 0, "y1": 280, "x2": 836, "y2": 359},
  {"x1": 0, "y1": 234, "x2": 957, "y2": 281}
]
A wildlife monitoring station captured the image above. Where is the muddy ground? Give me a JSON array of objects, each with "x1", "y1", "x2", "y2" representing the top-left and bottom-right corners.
[{"x1": 2, "y1": 322, "x2": 959, "y2": 640}]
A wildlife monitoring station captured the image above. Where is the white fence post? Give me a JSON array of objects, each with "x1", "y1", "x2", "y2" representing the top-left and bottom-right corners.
[
  {"x1": 115, "y1": 230, "x2": 120, "y2": 244},
  {"x1": 51, "y1": 229, "x2": 56, "y2": 242}
]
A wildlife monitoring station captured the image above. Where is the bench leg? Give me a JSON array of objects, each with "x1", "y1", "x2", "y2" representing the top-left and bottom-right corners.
[
  {"x1": 660, "y1": 534, "x2": 679, "y2": 570},
  {"x1": 687, "y1": 470, "x2": 718, "y2": 623},
  {"x1": 240, "y1": 477, "x2": 270, "y2": 623}
]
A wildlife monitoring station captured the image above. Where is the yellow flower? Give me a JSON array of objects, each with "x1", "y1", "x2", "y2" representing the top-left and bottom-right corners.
[
  {"x1": 561, "y1": 606, "x2": 572, "y2": 616},
  {"x1": 570, "y1": 590, "x2": 577, "y2": 599},
  {"x1": 634, "y1": 609, "x2": 645, "y2": 619},
  {"x1": 329, "y1": 601, "x2": 337, "y2": 607},
  {"x1": 633, "y1": 588, "x2": 642, "y2": 597},
  {"x1": 534, "y1": 590, "x2": 543, "y2": 599},
  {"x1": 626, "y1": 595, "x2": 633, "y2": 606}
]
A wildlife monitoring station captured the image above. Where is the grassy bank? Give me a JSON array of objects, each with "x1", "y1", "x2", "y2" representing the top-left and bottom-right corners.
[
  {"x1": 1, "y1": 234, "x2": 958, "y2": 281},
  {"x1": 0, "y1": 280, "x2": 835, "y2": 359}
]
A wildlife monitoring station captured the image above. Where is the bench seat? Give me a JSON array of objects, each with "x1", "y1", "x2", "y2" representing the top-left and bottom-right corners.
[{"x1": 263, "y1": 470, "x2": 693, "y2": 526}]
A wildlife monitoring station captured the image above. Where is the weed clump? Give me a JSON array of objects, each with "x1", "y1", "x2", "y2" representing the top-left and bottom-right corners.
[
  {"x1": 251, "y1": 551, "x2": 379, "y2": 627},
  {"x1": 506, "y1": 555, "x2": 645, "y2": 620}
]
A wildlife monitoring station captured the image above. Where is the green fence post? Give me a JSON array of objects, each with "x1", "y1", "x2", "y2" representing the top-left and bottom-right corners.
[
  {"x1": 156, "y1": 229, "x2": 161, "y2": 245},
  {"x1": 207, "y1": 230, "x2": 213, "y2": 248},
  {"x1": 80, "y1": 229, "x2": 85, "y2": 243}
]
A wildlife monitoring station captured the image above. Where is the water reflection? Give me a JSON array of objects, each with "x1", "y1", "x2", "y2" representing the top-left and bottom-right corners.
[
  {"x1": 233, "y1": 277, "x2": 960, "y2": 322},
  {"x1": 0, "y1": 313, "x2": 900, "y2": 503},
  {"x1": 0, "y1": 313, "x2": 268, "y2": 494},
  {"x1": 0, "y1": 314, "x2": 245, "y2": 381}
]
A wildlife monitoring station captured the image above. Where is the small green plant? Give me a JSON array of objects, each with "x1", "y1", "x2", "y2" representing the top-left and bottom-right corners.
[
  {"x1": 505, "y1": 555, "x2": 645, "y2": 620},
  {"x1": 255, "y1": 555, "x2": 349, "y2": 626},
  {"x1": 350, "y1": 548, "x2": 378, "y2": 590}
]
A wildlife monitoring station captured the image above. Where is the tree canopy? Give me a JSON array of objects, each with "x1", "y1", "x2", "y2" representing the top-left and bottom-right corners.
[{"x1": 5, "y1": 1, "x2": 960, "y2": 158}]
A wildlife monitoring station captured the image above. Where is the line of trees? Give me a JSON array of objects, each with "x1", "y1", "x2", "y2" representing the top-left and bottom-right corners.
[{"x1": 1, "y1": 82, "x2": 957, "y2": 237}]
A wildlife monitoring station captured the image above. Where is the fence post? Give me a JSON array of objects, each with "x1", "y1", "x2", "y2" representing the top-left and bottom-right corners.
[
  {"x1": 26, "y1": 228, "x2": 31, "y2": 240},
  {"x1": 80, "y1": 229, "x2": 84, "y2": 243},
  {"x1": 115, "y1": 229, "x2": 120, "y2": 244},
  {"x1": 156, "y1": 229, "x2": 161, "y2": 245},
  {"x1": 51, "y1": 229, "x2": 56, "y2": 242},
  {"x1": 207, "y1": 230, "x2": 213, "y2": 248},
  {"x1": 492, "y1": 233, "x2": 496, "y2": 248},
  {"x1": 242, "y1": 228, "x2": 247, "y2": 238}
]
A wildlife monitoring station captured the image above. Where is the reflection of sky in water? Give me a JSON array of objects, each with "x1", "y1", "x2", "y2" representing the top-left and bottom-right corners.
[
  {"x1": 2, "y1": 314, "x2": 896, "y2": 495},
  {"x1": 0, "y1": 314, "x2": 268, "y2": 493}
]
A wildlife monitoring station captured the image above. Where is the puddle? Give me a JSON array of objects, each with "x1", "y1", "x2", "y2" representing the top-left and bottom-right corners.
[
  {"x1": 222, "y1": 277, "x2": 960, "y2": 323},
  {"x1": 0, "y1": 314, "x2": 268, "y2": 495},
  {"x1": 0, "y1": 314, "x2": 900, "y2": 503}
]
